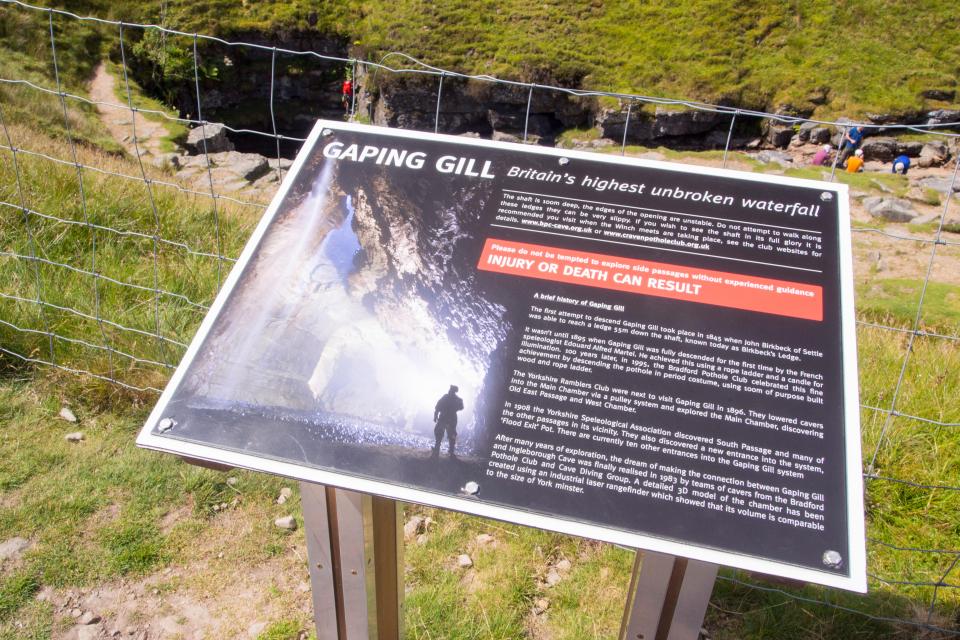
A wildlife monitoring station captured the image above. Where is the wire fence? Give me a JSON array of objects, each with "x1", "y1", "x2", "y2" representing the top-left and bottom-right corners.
[{"x1": 1, "y1": 0, "x2": 959, "y2": 636}]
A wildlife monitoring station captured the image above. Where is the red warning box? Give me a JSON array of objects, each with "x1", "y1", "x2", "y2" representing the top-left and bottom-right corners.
[{"x1": 477, "y1": 238, "x2": 822, "y2": 321}]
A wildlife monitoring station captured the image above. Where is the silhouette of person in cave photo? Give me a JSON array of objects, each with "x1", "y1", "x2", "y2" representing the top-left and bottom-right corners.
[{"x1": 431, "y1": 385, "x2": 464, "y2": 460}]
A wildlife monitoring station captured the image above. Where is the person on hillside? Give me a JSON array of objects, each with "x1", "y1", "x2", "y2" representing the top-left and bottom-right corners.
[
  {"x1": 891, "y1": 154, "x2": 911, "y2": 175},
  {"x1": 845, "y1": 148, "x2": 865, "y2": 173},
  {"x1": 431, "y1": 385, "x2": 464, "y2": 460},
  {"x1": 839, "y1": 125, "x2": 865, "y2": 165},
  {"x1": 341, "y1": 76, "x2": 354, "y2": 114},
  {"x1": 811, "y1": 144, "x2": 832, "y2": 166}
]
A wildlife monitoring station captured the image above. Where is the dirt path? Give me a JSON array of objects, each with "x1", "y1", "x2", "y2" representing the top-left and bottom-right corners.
[{"x1": 89, "y1": 62, "x2": 170, "y2": 162}]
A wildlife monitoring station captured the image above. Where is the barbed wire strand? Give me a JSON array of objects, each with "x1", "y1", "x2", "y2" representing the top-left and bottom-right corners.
[
  {"x1": 0, "y1": 292, "x2": 190, "y2": 348},
  {"x1": 0, "y1": 139, "x2": 267, "y2": 210}
]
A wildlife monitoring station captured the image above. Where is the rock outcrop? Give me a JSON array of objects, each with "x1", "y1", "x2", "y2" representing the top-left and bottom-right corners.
[
  {"x1": 185, "y1": 123, "x2": 234, "y2": 154},
  {"x1": 863, "y1": 197, "x2": 918, "y2": 222},
  {"x1": 596, "y1": 106, "x2": 727, "y2": 147}
]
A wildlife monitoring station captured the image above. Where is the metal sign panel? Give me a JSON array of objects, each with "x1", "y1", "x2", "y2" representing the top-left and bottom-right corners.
[{"x1": 137, "y1": 121, "x2": 866, "y2": 591}]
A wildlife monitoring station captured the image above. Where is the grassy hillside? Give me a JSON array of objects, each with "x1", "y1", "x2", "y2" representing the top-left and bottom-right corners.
[
  {"x1": 4, "y1": 1, "x2": 959, "y2": 119},
  {"x1": 93, "y1": 0, "x2": 960, "y2": 118}
]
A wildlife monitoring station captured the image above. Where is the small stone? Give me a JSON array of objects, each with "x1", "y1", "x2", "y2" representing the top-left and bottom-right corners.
[
  {"x1": 59, "y1": 407, "x2": 78, "y2": 422},
  {"x1": 700, "y1": 626, "x2": 711, "y2": 639},
  {"x1": 79, "y1": 611, "x2": 101, "y2": 625},
  {"x1": 403, "y1": 516, "x2": 425, "y2": 540},
  {"x1": 226, "y1": 477, "x2": 238, "y2": 486},
  {"x1": 0, "y1": 537, "x2": 30, "y2": 561},
  {"x1": 71, "y1": 608, "x2": 83, "y2": 618},
  {"x1": 555, "y1": 559, "x2": 572, "y2": 573},
  {"x1": 475, "y1": 533, "x2": 495, "y2": 546},
  {"x1": 545, "y1": 569, "x2": 562, "y2": 586},
  {"x1": 217, "y1": 553, "x2": 224, "y2": 559},
  {"x1": 275, "y1": 515, "x2": 297, "y2": 531},
  {"x1": 64, "y1": 625, "x2": 99, "y2": 640},
  {"x1": 423, "y1": 517, "x2": 434, "y2": 529},
  {"x1": 755, "y1": 150, "x2": 793, "y2": 167},
  {"x1": 65, "y1": 432, "x2": 85, "y2": 443},
  {"x1": 457, "y1": 554, "x2": 473, "y2": 568},
  {"x1": 152, "y1": 588, "x2": 159, "y2": 596},
  {"x1": 416, "y1": 534, "x2": 428, "y2": 545},
  {"x1": 277, "y1": 487, "x2": 293, "y2": 504},
  {"x1": 219, "y1": 502, "x2": 228, "y2": 510},
  {"x1": 533, "y1": 598, "x2": 550, "y2": 614},
  {"x1": 277, "y1": 494, "x2": 288, "y2": 505}
]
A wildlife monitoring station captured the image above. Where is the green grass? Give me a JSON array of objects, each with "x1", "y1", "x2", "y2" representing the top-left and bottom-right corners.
[
  {"x1": 857, "y1": 280, "x2": 960, "y2": 333},
  {"x1": 0, "y1": 377, "x2": 311, "y2": 637}
]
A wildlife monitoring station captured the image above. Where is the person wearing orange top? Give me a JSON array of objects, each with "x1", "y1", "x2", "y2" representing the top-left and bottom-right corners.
[{"x1": 845, "y1": 148, "x2": 864, "y2": 173}]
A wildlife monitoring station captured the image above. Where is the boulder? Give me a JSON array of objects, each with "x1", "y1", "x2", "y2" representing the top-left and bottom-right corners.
[
  {"x1": 763, "y1": 122, "x2": 794, "y2": 149},
  {"x1": 896, "y1": 141, "x2": 924, "y2": 157},
  {"x1": 917, "y1": 140, "x2": 950, "y2": 168},
  {"x1": 185, "y1": 122, "x2": 235, "y2": 154},
  {"x1": 809, "y1": 127, "x2": 832, "y2": 144},
  {"x1": 206, "y1": 151, "x2": 270, "y2": 181},
  {"x1": 863, "y1": 197, "x2": 918, "y2": 222},
  {"x1": 797, "y1": 121, "x2": 817, "y2": 142},
  {"x1": 917, "y1": 176, "x2": 960, "y2": 194},
  {"x1": 926, "y1": 109, "x2": 960, "y2": 126},
  {"x1": 860, "y1": 137, "x2": 898, "y2": 162}
]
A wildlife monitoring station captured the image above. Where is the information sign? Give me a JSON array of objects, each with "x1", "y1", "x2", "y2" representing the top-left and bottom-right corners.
[{"x1": 138, "y1": 121, "x2": 866, "y2": 591}]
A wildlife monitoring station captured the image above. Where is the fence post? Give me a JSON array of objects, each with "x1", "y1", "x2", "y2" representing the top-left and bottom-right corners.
[{"x1": 620, "y1": 551, "x2": 717, "y2": 640}]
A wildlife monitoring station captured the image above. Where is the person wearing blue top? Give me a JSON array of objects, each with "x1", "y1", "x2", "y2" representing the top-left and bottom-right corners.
[
  {"x1": 839, "y1": 126, "x2": 865, "y2": 165},
  {"x1": 891, "y1": 155, "x2": 911, "y2": 175}
]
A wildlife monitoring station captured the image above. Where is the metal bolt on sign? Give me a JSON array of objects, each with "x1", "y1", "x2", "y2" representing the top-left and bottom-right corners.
[
  {"x1": 157, "y1": 417, "x2": 176, "y2": 433},
  {"x1": 822, "y1": 550, "x2": 843, "y2": 568}
]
